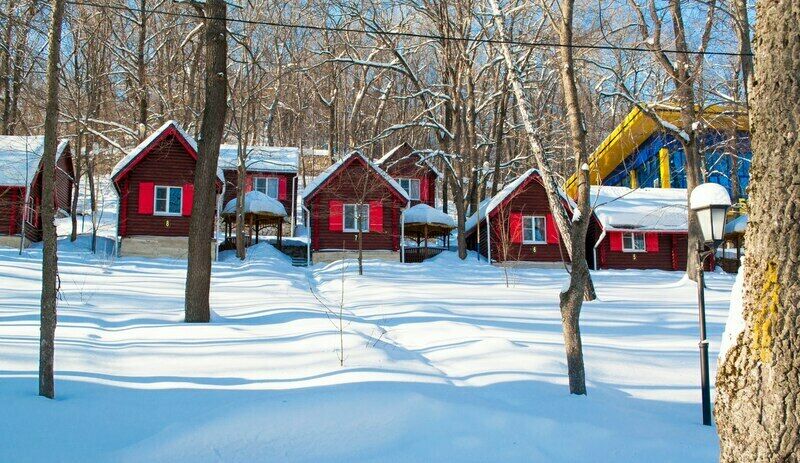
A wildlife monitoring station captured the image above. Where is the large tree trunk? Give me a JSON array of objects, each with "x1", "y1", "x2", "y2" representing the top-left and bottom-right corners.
[
  {"x1": 715, "y1": 2, "x2": 800, "y2": 460},
  {"x1": 39, "y1": 0, "x2": 65, "y2": 400},
  {"x1": 185, "y1": 0, "x2": 227, "y2": 323}
]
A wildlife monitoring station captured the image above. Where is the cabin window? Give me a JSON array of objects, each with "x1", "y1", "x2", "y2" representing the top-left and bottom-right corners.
[
  {"x1": 522, "y1": 216, "x2": 546, "y2": 244},
  {"x1": 154, "y1": 186, "x2": 182, "y2": 216},
  {"x1": 397, "y1": 178, "x2": 420, "y2": 200},
  {"x1": 254, "y1": 177, "x2": 279, "y2": 199},
  {"x1": 622, "y1": 232, "x2": 646, "y2": 252},
  {"x1": 343, "y1": 204, "x2": 369, "y2": 232}
]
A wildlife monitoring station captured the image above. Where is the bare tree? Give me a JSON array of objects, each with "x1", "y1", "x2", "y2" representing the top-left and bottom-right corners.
[
  {"x1": 38, "y1": 0, "x2": 65, "y2": 399},
  {"x1": 185, "y1": 0, "x2": 227, "y2": 323}
]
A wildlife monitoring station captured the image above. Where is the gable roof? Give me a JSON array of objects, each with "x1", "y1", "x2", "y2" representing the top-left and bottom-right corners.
[
  {"x1": 110, "y1": 120, "x2": 224, "y2": 187},
  {"x1": 217, "y1": 145, "x2": 299, "y2": 173},
  {"x1": 302, "y1": 151, "x2": 410, "y2": 202},
  {"x1": 465, "y1": 168, "x2": 573, "y2": 234},
  {"x1": 375, "y1": 142, "x2": 443, "y2": 178},
  {"x1": 0, "y1": 136, "x2": 70, "y2": 191},
  {"x1": 590, "y1": 185, "x2": 688, "y2": 232}
]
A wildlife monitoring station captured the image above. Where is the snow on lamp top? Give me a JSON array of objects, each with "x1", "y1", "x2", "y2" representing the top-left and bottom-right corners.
[{"x1": 689, "y1": 183, "x2": 731, "y2": 210}]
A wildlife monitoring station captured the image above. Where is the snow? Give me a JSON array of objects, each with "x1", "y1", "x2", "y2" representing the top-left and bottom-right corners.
[
  {"x1": 0, "y1": 136, "x2": 69, "y2": 191},
  {"x1": 217, "y1": 145, "x2": 299, "y2": 173},
  {"x1": 718, "y1": 267, "x2": 745, "y2": 362},
  {"x1": 591, "y1": 185, "x2": 689, "y2": 231},
  {"x1": 465, "y1": 168, "x2": 572, "y2": 233},
  {"x1": 690, "y1": 183, "x2": 732, "y2": 210},
  {"x1": 0, "y1": 233, "x2": 735, "y2": 461},
  {"x1": 403, "y1": 203, "x2": 456, "y2": 228},
  {"x1": 221, "y1": 190, "x2": 287, "y2": 217},
  {"x1": 110, "y1": 121, "x2": 224, "y2": 183},
  {"x1": 301, "y1": 151, "x2": 410, "y2": 202},
  {"x1": 723, "y1": 214, "x2": 747, "y2": 235}
]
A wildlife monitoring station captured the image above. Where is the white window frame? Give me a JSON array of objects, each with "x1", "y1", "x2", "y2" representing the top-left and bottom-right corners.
[
  {"x1": 522, "y1": 215, "x2": 547, "y2": 244},
  {"x1": 397, "y1": 178, "x2": 421, "y2": 200},
  {"x1": 154, "y1": 185, "x2": 182, "y2": 216},
  {"x1": 343, "y1": 203, "x2": 369, "y2": 233},
  {"x1": 622, "y1": 232, "x2": 647, "y2": 252},
  {"x1": 253, "y1": 176, "x2": 279, "y2": 199}
]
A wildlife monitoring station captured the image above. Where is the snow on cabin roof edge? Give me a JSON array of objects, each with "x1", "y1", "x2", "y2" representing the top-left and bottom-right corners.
[
  {"x1": 217, "y1": 145, "x2": 299, "y2": 173},
  {"x1": 0, "y1": 136, "x2": 70, "y2": 190},
  {"x1": 375, "y1": 143, "x2": 443, "y2": 178},
  {"x1": 110, "y1": 120, "x2": 224, "y2": 185},
  {"x1": 301, "y1": 151, "x2": 410, "y2": 202},
  {"x1": 590, "y1": 185, "x2": 689, "y2": 232}
]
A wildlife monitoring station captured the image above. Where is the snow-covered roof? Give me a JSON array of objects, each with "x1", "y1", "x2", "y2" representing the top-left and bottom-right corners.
[
  {"x1": 218, "y1": 145, "x2": 299, "y2": 173},
  {"x1": 689, "y1": 182, "x2": 732, "y2": 210},
  {"x1": 110, "y1": 120, "x2": 224, "y2": 183},
  {"x1": 591, "y1": 186, "x2": 688, "y2": 232},
  {"x1": 724, "y1": 214, "x2": 747, "y2": 236},
  {"x1": 0, "y1": 136, "x2": 69, "y2": 190},
  {"x1": 301, "y1": 151, "x2": 410, "y2": 202},
  {"x1": 222, "y1": 190, "x2": 287, "y2": 217},
  {"x1": 403, "y1": 203, "x2": 456, "y2": 228},
  {"x1": 375, "y1": 143, "x2": 443, "y2": 178},
  {"x1": 465, "y1": 169, "x2": 571, "y2": 233}
]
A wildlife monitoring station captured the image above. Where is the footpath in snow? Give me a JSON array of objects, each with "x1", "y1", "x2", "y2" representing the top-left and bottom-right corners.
[{"x1": 0, "y1": 239, "x2": 734, "y2": 462}]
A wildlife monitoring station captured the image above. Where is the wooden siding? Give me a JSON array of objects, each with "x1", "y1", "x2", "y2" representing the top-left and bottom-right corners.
[
  {"x1": 222, "y1": 169, "x2": 296, "y2": 216},
  {"x1": 379, "y1": 144, "x2": 437, "y2": 207},
  {"x1": 118, "y1": 134, "x2": 197, "y2": 238},
  {"x1": 0, "y1": 187, "x2": 22, "y2": 236},
  {"x1": 54, "y1": 145, "x2": 74, "y2": 212},
  {"x1": 307, "y1": 159, "x2": 405, "y2": 251},
  {"x1": 594, "y1": 230, "x2": 688, "y2": 271}
]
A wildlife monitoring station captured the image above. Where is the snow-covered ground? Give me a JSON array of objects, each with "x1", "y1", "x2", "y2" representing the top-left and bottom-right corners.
[{"x1": 0, "y1": 235, "x2": 733, "y2": 462}]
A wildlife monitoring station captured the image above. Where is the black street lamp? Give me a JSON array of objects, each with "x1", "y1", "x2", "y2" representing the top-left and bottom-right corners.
[{"x1": 689, "y1": 183, "x2": 732, "y2": 426}]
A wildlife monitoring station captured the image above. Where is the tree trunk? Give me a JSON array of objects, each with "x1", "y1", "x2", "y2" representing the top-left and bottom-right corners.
[
  {"x1": 136, "y1": 0, "x2": 148, "y2": 136},
  {"x1": 185, "y1": 0, "x2": 227, "y2": 323},
  {"x1": 235, "y1": 144, "x2": 246, "y2": 260},
  {"x1": 69, "y1": 132, "x2": 83, "y2": 242},
  {"x1": 715, "y1": 3, "x2": 800, "y2": 460},
  {"x1": 553, "y1": 0, "x2": 591, "y2": 394},
  {"x1": 39, "y1": 0, "x2": 65, "y2": 400}
]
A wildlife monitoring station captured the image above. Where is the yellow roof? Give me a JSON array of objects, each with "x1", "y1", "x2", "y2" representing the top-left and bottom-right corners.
[{"x1": 564, "y1": 105, "x2": 749, "y2": 198}]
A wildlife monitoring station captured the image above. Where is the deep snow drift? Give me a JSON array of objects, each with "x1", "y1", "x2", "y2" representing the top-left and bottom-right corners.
[{"x1": 0, "y1": 239, "x2": 733, "y2": 462}]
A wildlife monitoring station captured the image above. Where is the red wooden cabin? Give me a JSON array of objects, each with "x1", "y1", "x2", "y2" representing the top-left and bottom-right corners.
[
  {"x1": 217, "y1": 145, "x2": 299, "y2": 230},
  {"x1": 464, "y1": 169, "x2": 570, "y2": 264},
  {"x1": 302, "y1": 151, "x2": 409, "y2": 256},
  {"x1": 588, "y1": 186, "x2": 693, "y2": 271},
  {"x1": 0, "y1": 137, "x2": 73, "y2": 248},
  {"x1": 375, "y1": 142, "x2": 439, "y2": 207},
  {"x1": 110, "y1": 121, "x2": 223, "y2": 258}
]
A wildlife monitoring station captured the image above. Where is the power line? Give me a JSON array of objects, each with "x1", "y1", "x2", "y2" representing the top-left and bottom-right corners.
[{"x1": 65, "y1": 0, "x2": 752, "y2": 58}]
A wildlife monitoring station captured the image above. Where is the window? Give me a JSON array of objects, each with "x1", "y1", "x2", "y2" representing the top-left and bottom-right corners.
[
  {"x1": 522, "y1": 216, "x2": 546, "y2": 244},
  {"x1": 154, "y1": 186, "x2": 182, "y2": 215},
  {"x1": 343, "y1": 204, "x2": 369, "y2": 232},
  {"x1": 397, "y1": 178, "x2": 421, "y2": 200},
  {"x1": 254, "y1": 177, "x2": 279, "y2": 199},
  {"x1": 622, "y1": 232, "x2": 646, "y2": 252}
]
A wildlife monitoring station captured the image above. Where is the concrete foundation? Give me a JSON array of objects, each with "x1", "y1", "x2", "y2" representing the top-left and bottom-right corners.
[
  {"x1": 120, "y1": 236, "x2": 217, "y2": 260},
  {"x1": 312, "y1": 249, "x2": 399, "y2": 264},
  {"x1": 0, "y1": 235, "x2": 31, "y2": 249}
]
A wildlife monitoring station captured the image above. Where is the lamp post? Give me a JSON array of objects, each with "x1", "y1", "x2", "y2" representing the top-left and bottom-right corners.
[{"x1": 689, "y1": 183, "x2": 732, "y2": 426}]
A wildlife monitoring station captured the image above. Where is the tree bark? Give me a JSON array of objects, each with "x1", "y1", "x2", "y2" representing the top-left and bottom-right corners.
[
  {"x1": 185, "y1": 0, "x2": 227, "y2": 323},
  {"x1": 39, "y1": 0, "x2": 66, "y2": 400},
  {"x1": 715, "y1": 2, "x2": 800, "y2": 460},
  {"x1": 235, "y1": 141, "x2": 246, "y2": 260},
  {"x1": 69, "y1": 132, "x2": 83, "y2": 242}
]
